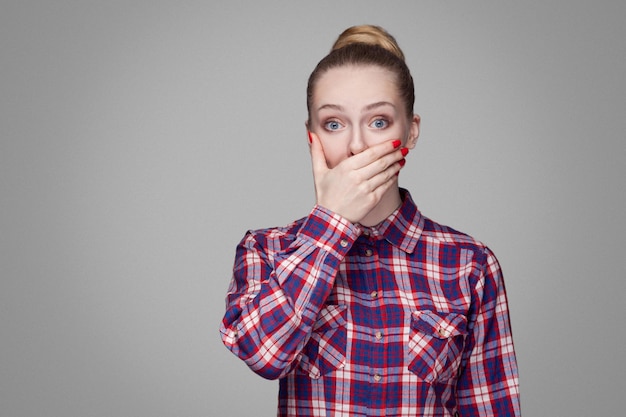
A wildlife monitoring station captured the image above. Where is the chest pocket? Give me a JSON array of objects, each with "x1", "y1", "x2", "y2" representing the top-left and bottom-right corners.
[
  {"x1": 298, "y1": 304, "x2": 347, "y2": 379},
  {"x1": 408, "y1": 310, "x2": 468, "y2": 384}
]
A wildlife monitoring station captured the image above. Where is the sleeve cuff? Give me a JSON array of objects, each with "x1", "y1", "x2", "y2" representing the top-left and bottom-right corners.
[{"x1": 298, "y1": 205, "x2": 362, "y2": 258}]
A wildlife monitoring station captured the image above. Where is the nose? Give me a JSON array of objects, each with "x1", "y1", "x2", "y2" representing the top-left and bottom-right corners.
[{"x1": 348, "y1": 128, "x2": 367, "y2": 155}]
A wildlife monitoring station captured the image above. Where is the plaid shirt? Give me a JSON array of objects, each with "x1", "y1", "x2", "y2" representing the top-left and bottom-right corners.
[{"x1": 221, "y1": 190, "x2": 520, "y2": 416}]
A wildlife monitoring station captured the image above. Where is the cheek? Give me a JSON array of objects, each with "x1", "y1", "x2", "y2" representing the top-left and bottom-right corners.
[
  {"x1": 368, "y1": 126, "x2": 407, "y2": 146},
  {"x1": 389, "y1": 123, "x2": 410, "y2": 144},
  {"x1": 319, "y1": 138, "x2": 348, "y2": 168}
]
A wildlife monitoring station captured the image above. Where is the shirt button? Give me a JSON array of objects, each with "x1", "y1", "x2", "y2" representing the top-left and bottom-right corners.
[
  {"x1": 364, "y1": 248, "x2": 373, "y2": 256},
  {"x1": 373, "y1": 374, "x2": 382, "y2": 382},
  {"x1": 375, "y1": 331, "x2": 383, "y2": 340},
  {"x1": 438, "y1": 327, "x2": 449, "y2": 337},
  {"x1": 340, "y1": 239, "x2": 348, "y2": 248},
  {"x1": 370, "y1": 290, "x2": 378, "y2": 299}
]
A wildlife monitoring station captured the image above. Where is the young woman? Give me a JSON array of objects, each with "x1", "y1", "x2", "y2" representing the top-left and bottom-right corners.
[{"x1": 220, "y1": 25, "x2": 521, "y2": 417}]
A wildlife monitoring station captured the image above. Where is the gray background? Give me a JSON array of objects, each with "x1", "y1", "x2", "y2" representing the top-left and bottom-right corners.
[{"x1": 1, "y1": 1, "x2": 624, "y2": 416}]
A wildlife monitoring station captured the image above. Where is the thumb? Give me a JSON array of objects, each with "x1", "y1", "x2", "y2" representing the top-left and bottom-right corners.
[{"x1": 308, "y1": 131, "x2": 328, "y2": 174}]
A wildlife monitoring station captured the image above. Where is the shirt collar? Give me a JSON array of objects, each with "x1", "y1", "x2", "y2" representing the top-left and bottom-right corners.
[{"x1": 358, "y1": 188, "x2": 424, "y2": 253}]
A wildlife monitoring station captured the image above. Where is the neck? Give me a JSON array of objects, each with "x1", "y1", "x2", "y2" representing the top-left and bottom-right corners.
[{"x1": 359, "y1": 186, "x2": 402, "y2": 227}]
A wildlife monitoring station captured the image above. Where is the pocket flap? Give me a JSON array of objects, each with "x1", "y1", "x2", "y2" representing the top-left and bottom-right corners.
[
  {"x1": 411, "y1": 310, "x2": 467, "y2": 339},
  {"x1": 313, "y1": 304, "x2": 347, "y2": 332}
]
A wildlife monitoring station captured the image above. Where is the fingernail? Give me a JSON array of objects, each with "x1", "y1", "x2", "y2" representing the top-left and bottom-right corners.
[
  {"x1": 401, "y1": 148, "x2": 409, "y2": 157},
  {"x1": 308, "y1": 131, "x2": 313, "y2": 144},
  {"x1": 399, "y1": 158, "x2": 406, "y2": 167},
  {"x1": 392, "y1": 140, "x2": 401, "y2": 148}
]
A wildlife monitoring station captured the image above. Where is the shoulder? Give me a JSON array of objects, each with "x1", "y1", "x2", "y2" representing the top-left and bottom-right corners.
[
  {"x1": 417, "y1": 216, "x2": 505, "y2": 295},
  {"x1": 238, "y1": 216, "x2": 308, "y2": 250},
  {"x1": 419, "y1": 215, "x2": 494, "y2": 261}
]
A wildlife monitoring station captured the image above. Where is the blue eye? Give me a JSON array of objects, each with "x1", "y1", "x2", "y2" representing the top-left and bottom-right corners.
[
  {"x1": 371, "y1": 119, "x2": 389, "y2": 129},
  {"x1": 324, "y1": 120, "x2": 342, "y2": 131}
]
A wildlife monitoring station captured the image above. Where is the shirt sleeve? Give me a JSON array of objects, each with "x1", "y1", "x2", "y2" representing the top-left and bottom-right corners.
[
  {"x1": 219, "y1": 205, "x2": 360, "y2": 380},
  {"x1": 456, "y1": 247, "x2": 521, "y2": 417}
]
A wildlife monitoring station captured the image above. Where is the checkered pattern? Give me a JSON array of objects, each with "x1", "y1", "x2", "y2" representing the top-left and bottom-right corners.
[{"x1": 220, "y1": 189, "x2": 520, "y2": 416}]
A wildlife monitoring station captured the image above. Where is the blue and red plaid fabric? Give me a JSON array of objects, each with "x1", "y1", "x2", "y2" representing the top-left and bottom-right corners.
[{"x1": 221, "y1": 189, "x2": 520, "y2": 416}]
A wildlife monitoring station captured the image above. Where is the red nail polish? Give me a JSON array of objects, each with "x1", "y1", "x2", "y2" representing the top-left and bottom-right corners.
[
  {"x1": 308, "y1": 131, "x2": 313, "y2": 144},
  {"x1": 401, "y1": 148, "x2": 409, "y2": 157},
  {"x1": 399, "y1": 158, "x2": 406, "y2": 167},
  {"x1": 392, "y1": 140, "x2": 401, "y2": 149}
]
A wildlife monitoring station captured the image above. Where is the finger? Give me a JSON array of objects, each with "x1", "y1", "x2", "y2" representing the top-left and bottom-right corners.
[
  {"x1": 370, "y1": 171, "x2": 400, "y2": 202},
  {"x1": 356, "y1": 146, "x2": 408, "y2": 182},
  {"x1": 363, "y1": 158, "x2": 402, "y2": 192},
  {"x1": 308, "y1": 131, "x2": 329, "y2": 175},
  {"x1": 345, "y1": 139, "x2": 403, "y2": 169}
]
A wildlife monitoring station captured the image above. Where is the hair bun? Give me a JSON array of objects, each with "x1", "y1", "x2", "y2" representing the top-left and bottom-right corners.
[{"x1": 331, "y1": 25, "x2": 405, "y2": 61}]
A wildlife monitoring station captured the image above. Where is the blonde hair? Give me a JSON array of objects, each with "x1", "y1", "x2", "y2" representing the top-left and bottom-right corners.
[
  {"x1": 307, "y1": 25, "x2": 414, "y2": 120},
  {"x1": 331, "y1": 25, "x2": 405, "y2": 61}
]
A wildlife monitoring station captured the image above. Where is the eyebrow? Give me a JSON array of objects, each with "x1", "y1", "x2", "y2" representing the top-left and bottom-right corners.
[
  {"x1": 365, "y1": 101, "x2": 396, "y2": 111},
  {"x1": 317, "y1": 101, "x2": 396, "y2": 112}
]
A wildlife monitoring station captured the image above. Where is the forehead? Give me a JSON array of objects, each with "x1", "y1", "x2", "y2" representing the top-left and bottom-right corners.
[{"x1": 314, "y1": 65, "x2": 400, "y2": 108}]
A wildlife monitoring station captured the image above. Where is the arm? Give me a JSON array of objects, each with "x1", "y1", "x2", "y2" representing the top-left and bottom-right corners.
[
  {"x1": 456, "y1": 248, "x2": 521, "y2": 416},
  {"x1": 219, "y1": 205, "x2": 360, "y2": 380},
  {"x1": 220, "y1": 132, "x2": 402, "y2": 379}
]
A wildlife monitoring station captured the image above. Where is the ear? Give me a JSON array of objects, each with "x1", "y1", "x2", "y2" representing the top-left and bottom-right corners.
[
  {"x1": 406, "y1": 114, "x2": 420, "y2": 149},
  {"x1": 304, "y1": 120, "x2": 311, "y2": 144}
]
